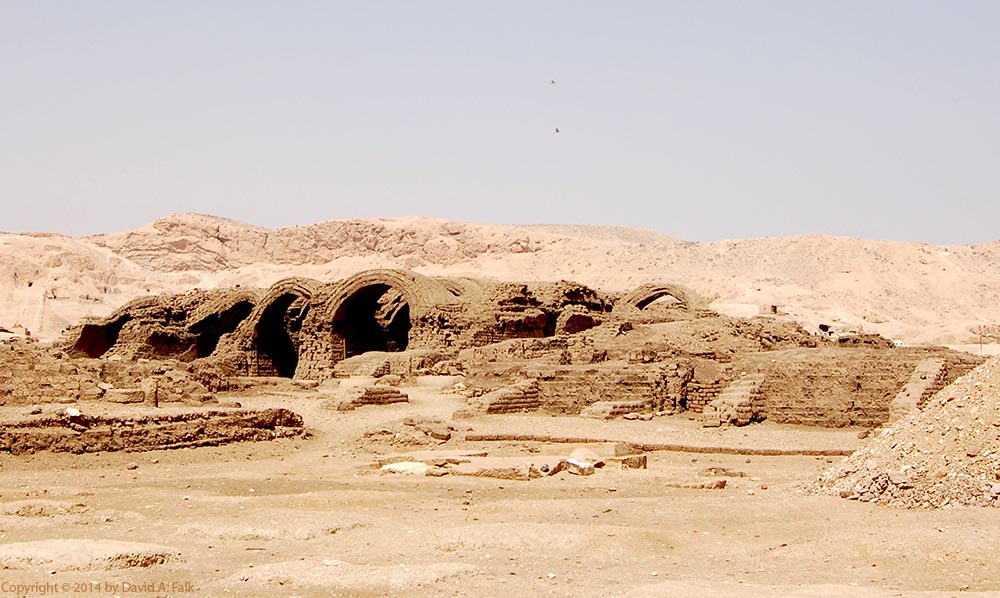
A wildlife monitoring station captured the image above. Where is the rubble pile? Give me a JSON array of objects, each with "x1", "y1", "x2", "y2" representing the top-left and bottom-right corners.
[
  {"x1": 816, "y1": 356, "x2": 1000, "y2": 508},
  {"x1": 361, "y1": 418, "x2": 459, "y2": 448}
]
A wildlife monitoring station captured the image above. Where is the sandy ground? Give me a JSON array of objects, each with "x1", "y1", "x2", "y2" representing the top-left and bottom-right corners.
[{"x1": 2, "y1": 379, "x2": 1000, "y2": 597}]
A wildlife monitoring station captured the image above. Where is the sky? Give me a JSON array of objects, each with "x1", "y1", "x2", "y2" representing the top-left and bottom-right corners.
[{"x1": 1, "y1": 1, "x2": 998, "y2": 243}]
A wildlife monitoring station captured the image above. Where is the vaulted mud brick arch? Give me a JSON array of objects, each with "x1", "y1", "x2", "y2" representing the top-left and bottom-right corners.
[
  {"x1": 322, "y1": 269, "x2": 463, "y2": 363},
  {"x1": 332, "y1": 284, "x2": 411, "y2": 358},
  {"x1": 248, "y1": 279, "x2": 319, "y2": 377},
  {"x1": 613, "y1": 283, "x2": 705, "y2": 320},
  {"x1": 70, "y1": 314, "x2": 132, "y2": 358},
  {"x1": 188, "y1": 296, "x2": 255, "y2": 358}
]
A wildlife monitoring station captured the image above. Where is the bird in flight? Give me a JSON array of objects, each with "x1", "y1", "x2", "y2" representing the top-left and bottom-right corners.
[{"x1": 550, "y1": 81, "x2": 559, "y2": 133}]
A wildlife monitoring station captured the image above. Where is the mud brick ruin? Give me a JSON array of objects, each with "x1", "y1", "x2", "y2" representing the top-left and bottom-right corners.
[{"x1": 5, "y1": 267, "x2": 970, "y2": 431}]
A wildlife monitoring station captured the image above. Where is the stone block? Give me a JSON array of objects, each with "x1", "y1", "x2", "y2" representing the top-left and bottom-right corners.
[{"x1": 565, "y1": 459, "x2": 595, "y2": 476}]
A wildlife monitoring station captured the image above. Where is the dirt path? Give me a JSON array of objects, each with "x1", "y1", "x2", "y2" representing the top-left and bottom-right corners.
[{"x1": 2, "y1": 380, "x2": 1000, "y2": 597}]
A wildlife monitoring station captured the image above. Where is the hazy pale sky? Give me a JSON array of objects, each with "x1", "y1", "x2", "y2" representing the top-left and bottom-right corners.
[{"x1": 2, "y1": 1, "x2": 998, "y2": 243}]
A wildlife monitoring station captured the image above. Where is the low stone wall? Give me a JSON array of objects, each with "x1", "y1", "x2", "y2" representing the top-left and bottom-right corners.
[
  {"x1": 0, "y1": 408, "x2": 304, "y2": 455},
  {"x1": 331, "y1": 350, "x2": 450, "y2": 378}
]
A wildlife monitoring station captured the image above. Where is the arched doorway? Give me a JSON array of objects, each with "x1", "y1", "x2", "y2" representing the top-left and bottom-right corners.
[
  {"x1": 331, "y1": 284, "x2": 411, "y2": 359},
  {"x1": 254, "y1": 293, "x2": 310, "y2": 377},
  {"x1": 70, "y1": 315, "x2": 131, "y2": 358},
  {"x1": 189, "y1": 300, "x2": 254, "y2": 358}
]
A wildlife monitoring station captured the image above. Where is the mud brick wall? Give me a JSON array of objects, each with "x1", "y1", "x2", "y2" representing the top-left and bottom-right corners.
[
  {"x1": 755, "y1": 348, "x2": 984, "y2": 427},
  {"x1": 293, "y1": 323, "x2": 340, "y2": 380},
  {"x1": 686, "y1": 380, "x2": 724, "y2": 413},
  {"x1": 758, "y1": 352, "x2": 913, "y2": 427},
  {"x1": 1, "y1": 340, "x2": 220, "y2": 407},
  {"x1": 334, "y1": 386, "x2": 409, "y2": 410},
  {"x1": 748, "y1": 381, "x2": 766, "y2": 421},
  {"x1": 735, "y1": 388, "x2": 767, "y2": 425},
  {"x1": 466, "y1": 311, "x2": 552, "y2": 348},
  {"x1": 297, "y1": 306, "x2": 466, "y2": 381},
  {"x1": 915, "y1": 355, "x2": 979, "y2": 408},
  {"x1": 761, "y1": 371, "x2": 908, "y2": 427},
  {"x1": 531, "y1": 362, "x2": 686, "y2": 415},
  {"x1": 915, "y1": 363, "x2": 950, "y2": 408},
  {"x1": 0, "y1": 408, "x2": 304, "y2": 455},
  {"x1": 651, "y1": 361, "x2": 693, "y2": 412},
  {"x1": 707, "y1": 374, "x2": 767, "y2": 425},
  {"x1": 475, "y1": 380, "x2": 541, "y2": 414},
  {"x1": 248, "y1": 350, "x2": 279, "y2": 377},
  {"x1": 0, "y1": 342, "x2": 102, "y2": 405}
]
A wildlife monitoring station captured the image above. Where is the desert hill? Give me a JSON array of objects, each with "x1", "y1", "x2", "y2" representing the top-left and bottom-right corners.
[{"x1": 2, "y1": 213, "x2": 998, "y2": 345}]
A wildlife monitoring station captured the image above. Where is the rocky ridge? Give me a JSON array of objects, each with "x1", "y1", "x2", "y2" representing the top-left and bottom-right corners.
[{"x1": 3, "y1": 213, "x2": 1000, "y2": 344}]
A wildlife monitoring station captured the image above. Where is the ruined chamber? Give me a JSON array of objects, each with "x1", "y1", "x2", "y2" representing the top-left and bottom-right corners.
[
  {"x1": 54, "y1": 268, "x2": 981, "y2": 429},
  {"x1": 60, "y1": 269, "x2": 615, "y2": 382}
]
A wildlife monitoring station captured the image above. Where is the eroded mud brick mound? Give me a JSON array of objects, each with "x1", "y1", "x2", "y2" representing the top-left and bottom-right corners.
[
  {"x1": 0, "y1": 408, "x2": 305, "y2": 455},
  {"x1": 816, "y1": 356, "x2": 1000, "y2": 508},
  {"x1": 467, "y1": 379, "x2": 541, "y2": 414},
  {"x1": 331, "y1": 386, "x2": 409, "y2": 411}
]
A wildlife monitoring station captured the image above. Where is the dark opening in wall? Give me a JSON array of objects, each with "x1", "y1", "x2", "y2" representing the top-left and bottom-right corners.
[
  {"x1": 332, "y1": 285, "x2": 411, "y2": 359},
  {"x1": 559, "y1": 312, "x2": 599, "y2": 335},
  {"x1": 190, "y1": 301, "x2": 254, "y2": 358},
  {"x1": 255, "y1": 294, "x2": 309, "y2": 378},
  {"x1": 636, "y1": 292, "x2": 684, "y2": 311},
  {"x1": 544, "y1": 312, "x2": 558, "y2": 337},
  {"x1": 71, "y1": 315, "x2": 131, "y2": 358}
]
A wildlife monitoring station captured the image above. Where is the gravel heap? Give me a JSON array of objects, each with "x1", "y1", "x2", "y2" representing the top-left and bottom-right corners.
[{"x1": 816, "y1": 356, "x2": 1000, "y2": 509}]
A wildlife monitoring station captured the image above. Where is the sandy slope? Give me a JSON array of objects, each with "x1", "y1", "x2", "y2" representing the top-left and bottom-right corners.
[{"x1": 2, "y1": 213, "x2": 998, "y2": 344}]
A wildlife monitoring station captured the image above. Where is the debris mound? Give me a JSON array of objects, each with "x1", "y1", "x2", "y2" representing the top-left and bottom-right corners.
[
  {"x1": 816, "y1": 356, "x2": 1000, "y2": 508},
  {"x1": 361, "y1": 418, "x2": 457, "y2": 448}
]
